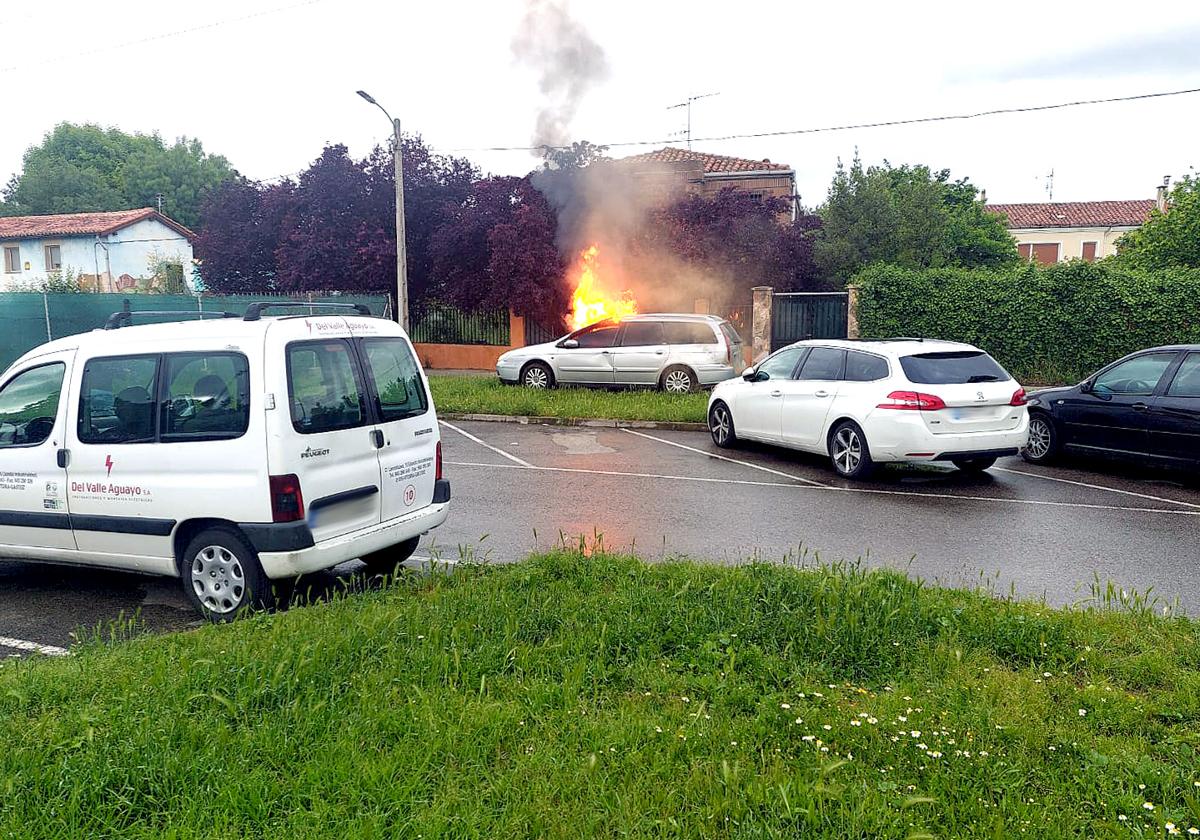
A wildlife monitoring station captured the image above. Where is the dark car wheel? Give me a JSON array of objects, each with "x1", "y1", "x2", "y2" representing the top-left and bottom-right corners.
[
  {"x1": 828, "y1": 420, "x2": 875, "y2": 480},
  {"x1": 1022, "y1": 413, "x2": 1059, "y2": 464},
  {"x1": 952, "y1": 456, "x2": 997, "y2": 473},
  {"x1": 709, "y1": 400, "x2": 736, "y2": 448},
  {"x1": 521, "y1": 362, "x2": 555, "y2": 389},
  {"x1": 360, "y1": 536, "x2": 420, "y2": 577},
  {"x1": 181, "y1": 526, "x2": 274, "y2": 623}
]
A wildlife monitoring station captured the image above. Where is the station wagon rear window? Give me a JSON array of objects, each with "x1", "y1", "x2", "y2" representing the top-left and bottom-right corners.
[
  {"x1": 662, "y1": 322, "x2": 718, "y2": 345},
  {"x1": 900, "y1": 351, "x2": 1011, "y2": 385},
  {"x1": 287, "y1": 341, "x2": 367, "y2": 434}
]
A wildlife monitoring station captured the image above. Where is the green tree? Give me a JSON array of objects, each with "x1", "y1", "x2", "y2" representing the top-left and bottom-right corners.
[
  {"x1": 0, "y1": 123, "x2": 235, "y2": 229},
  {"x1": 813, "y1": 154, "x2": 1016, "y2": 283},
  {"x1": 1116, "y1": 175, "x2": 1200, "y2": 269}
]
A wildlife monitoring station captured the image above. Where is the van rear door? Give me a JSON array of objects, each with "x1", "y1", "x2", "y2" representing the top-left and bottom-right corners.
[
  {"x1": 277, "y1": 328, "x2": 382, "y2": 542},
  {"x1": 357, "y1": 335, "x2": 439, "y2": 522}
]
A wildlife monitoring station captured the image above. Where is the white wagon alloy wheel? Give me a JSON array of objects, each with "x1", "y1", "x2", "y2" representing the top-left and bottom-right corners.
[
  {"x1": 709, "y1": 402, "x2": 734, "y2": 447},
  {"x1": 1026, "y1": 415, "x2": 1053, "y2": 460},
  {"x1": 190, "y1": 545, "x2": 246, "y2": 615},
  {"x1": 522, "y1": 363, "x2": 551, "y2": 389},
  {"x1": 832, "y1": 427, "x2": 862, "y2": 474},
  {"x1": 663, "y1": 368, "x2": 694, "y2": 393}
]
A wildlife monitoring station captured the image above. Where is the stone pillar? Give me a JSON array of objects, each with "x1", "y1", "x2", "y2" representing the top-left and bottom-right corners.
[
  {"x1": 846, "y1": 286, "x2": 860, "y2": 339},
  {"x1": 508, "y1": 310, "x2": 526, "y2": 348},
  {"x1": 751, "y1": 286, "x2": 773, "y2": 363}
]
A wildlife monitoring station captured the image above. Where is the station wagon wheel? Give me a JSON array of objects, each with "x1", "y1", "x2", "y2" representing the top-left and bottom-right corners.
[
  {"x1": 180, "y1": 526, "x2": 274, "y2": 622},
  {"x1": 709, "y1": 400, "x2": 736, "y2": 448},
  {"x1": 829, "y1": 420, "x2": 875, "y2": 480},
  {"x1": 662, "y1": 366, "x2": 696, "y2": 394},
  {"x1": 1022, "y1": 413, "x2": 1059, "y2": 464},
  {"x1": 521, "y1": 361, "x2": 554, "y2": 389}
]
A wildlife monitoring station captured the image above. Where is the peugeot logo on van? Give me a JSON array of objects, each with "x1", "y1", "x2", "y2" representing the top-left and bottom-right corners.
[{"x1": 301, "y1": 446, "x2": 330, "y2": 460}]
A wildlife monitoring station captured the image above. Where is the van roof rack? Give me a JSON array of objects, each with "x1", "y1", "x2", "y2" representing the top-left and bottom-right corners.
[
  {"x1": 103, "y1": 302, "x2": 238, "y2": 330},
  {"x1": 243, "y1": 301, "x2": 374, "y2": 321}
]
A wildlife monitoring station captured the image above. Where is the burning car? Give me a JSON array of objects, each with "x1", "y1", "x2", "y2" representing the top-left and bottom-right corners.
[{"x1": 496, "y1": 313, "x2": 744, "y2": 392}]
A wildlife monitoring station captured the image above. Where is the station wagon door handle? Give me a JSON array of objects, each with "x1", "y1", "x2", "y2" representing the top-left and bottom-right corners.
[
  {"x1": 815, "y1": 390, "x2": 830, "y2": 398},
  {"x1": 770, "y1": 390, "x2": 782, "y2": 397},
  {"x1": 655, "y1": 350, "x2": 665, "y2": 355},
  {"x1": 1132, "y1": 402, "x2": 1149, "y2": 412}
]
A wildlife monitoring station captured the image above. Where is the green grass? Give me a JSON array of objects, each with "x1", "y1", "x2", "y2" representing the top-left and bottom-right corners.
[
  {"x1": 2, "y1": 551, "x2": 1199, "y2": 838},
  {"x1": 429, "y1": 374, "x2": 709, "y2": 423}
]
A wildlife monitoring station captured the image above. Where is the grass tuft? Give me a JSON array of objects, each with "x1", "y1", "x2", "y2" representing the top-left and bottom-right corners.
[{"x1": 2, "y1": 551, "x2": 1199, "y2": 837}]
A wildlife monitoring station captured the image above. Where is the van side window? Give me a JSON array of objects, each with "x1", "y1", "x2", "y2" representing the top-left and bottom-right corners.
[
  {"x1": 0, "y1": 363, "x2": 65, "y2": 449},
  {"x1": 361, "y1": 338, "x2": 428, "y2": 422},
  {"x1": 287, "y1": 341, "x2": 366, "y2": 434},
  {"x1": 161, "y1": 353, "x2": 251, "y2": 441},
  {"x1": 78, "y1": 356, "x2": 159, "y2": 444}
]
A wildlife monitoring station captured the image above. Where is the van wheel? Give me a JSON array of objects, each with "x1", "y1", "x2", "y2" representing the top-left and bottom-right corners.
[
  {"x1": 360, "y1": 536, "x2": 420, "y2": 577},
  {"x1": 829, "y1": 420, "x2": 875, "y2": 480},
  {"x1": 521, "y1": 362, "x2": 554, "y2": 389},
  {"x1": 181, "y1": 526, "x2": 274, "y2": 622},
  {"x1": 661, "y1": 366, "x2": 697, "y2": 393},
  {"x1": 709, "y1": 400, "x2": 737, "y2": 448}
]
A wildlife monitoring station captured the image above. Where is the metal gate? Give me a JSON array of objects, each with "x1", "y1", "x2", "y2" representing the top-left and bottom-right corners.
[{"x1": 770, "y1": 292, "x2": 848, "y2": 351}]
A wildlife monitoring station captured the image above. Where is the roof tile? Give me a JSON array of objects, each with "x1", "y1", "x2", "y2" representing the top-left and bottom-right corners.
[
  {"x1": 619, "y1": 146, "x2": 792, "y2": 174},
  {"x1": 987, "y1": 200, "x2": 1155, "y2": 229},
  {"x1": 0, "y1": 208, "x2": 195, "y2": 241}
]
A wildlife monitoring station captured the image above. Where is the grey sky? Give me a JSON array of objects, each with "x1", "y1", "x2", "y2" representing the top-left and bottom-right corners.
[{"x1": 1, "y1": 0, "x2": 1197, "y2": 211}]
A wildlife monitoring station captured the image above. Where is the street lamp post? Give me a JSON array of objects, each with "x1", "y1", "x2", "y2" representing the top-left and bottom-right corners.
[{"x1": 357, "y1": 89, "x2": 409, "y2": 330}]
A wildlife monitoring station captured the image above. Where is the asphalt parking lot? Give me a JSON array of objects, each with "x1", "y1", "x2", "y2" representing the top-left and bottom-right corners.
[{"x1": 3, "y1": 418, "x2": 1198, "y2": 656}]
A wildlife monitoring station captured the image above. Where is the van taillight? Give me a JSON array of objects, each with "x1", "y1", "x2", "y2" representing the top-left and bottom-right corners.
[
  {"x1": 435, "y1": 440, "x2": 443, "y2": 481},
  {"x1": 269, "y1": 474, "x2": 305, "y2": 523},
  {"x1": 1010, "y1": 388, "x2": 1028, "y2": 406}
]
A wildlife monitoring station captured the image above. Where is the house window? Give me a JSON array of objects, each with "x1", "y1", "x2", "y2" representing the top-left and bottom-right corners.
[
  {"x1": 1017, "y1": 243, "x2": 1032, "y2": 261},
  {"x1": 1031, "y1": 243, "x2": 1060, "y2": 265},
  {"x1": 3, "y1": 246, "x2": 19, "y2": 274},
  {"x1": 1081, "y1": 241, "x2": 1098, "y2": 262},
  {"x1": 44, "y1": 244, "x2": 62, "y2": 271}
]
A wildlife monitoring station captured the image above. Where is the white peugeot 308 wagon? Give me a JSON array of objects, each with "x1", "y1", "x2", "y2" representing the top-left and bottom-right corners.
[{"x1": 0, "y1": 302, "x2": 450, "y2": 621}]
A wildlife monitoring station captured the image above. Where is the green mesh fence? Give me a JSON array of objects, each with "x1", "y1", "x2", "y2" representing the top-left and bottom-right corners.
[{"x1": 1, "y1": 293, "x2": 390, "y2": 374}]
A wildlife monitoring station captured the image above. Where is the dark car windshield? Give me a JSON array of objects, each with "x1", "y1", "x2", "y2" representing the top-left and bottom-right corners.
[{"x1": 899, "y1": 351, "x2": 1011, "y2": 385}]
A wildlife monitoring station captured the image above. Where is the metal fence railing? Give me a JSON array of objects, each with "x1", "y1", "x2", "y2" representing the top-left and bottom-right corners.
[
  {"x1": 0, "y1": 292, "x2": 390, "y2": 373},
  {"x1": 409, "y1": 304, "x2": 510, "y2": 346},
  {"x1": 524, "y1": 316, "x2": 566, "y2": 346}
]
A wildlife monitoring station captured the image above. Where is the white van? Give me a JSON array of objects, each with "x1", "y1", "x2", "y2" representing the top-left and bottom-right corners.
[{"x1": 0, "y1": 303, "x2": 450, "y2": 622}]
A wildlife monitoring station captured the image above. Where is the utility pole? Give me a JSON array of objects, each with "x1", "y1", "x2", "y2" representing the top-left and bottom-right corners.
[
  {"x1": 667, "y1": 92, "x2": 720, "y2": 149},
  {"x1": 357, "y1": 89, "x2": 409, "y2": 330}
]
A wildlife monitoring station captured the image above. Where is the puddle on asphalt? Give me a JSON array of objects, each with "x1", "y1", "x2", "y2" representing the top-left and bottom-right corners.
[{"x1": 551, "y1": 432, "x2": 616, "y2": 456}]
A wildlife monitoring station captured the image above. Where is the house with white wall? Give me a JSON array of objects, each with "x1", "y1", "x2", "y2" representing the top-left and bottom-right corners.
[
  {"x1": 985, "y1": 185, "x2": 1166, "y2": 265},
  {"x1": 0, "y1": 208, "x2": 195, "y2": 292}
]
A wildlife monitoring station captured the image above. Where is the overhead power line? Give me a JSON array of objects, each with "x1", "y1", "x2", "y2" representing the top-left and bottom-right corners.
[
  {"x1": 442, "y1": 84, "x2": 1200, "y2": 153},
  {"x1": 0, "y1": 0, "x2": 327, "y2": 74}
]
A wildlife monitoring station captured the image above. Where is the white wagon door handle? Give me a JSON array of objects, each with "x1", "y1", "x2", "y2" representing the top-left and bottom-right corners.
[
  {"x1": 815, "y1": 390, "x2": 830, "y2": 398},
  {"x1": 770, "y1": 390, "x2": 782, "y2": 397}
]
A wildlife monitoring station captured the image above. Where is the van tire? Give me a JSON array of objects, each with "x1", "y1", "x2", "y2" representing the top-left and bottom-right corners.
[
  {"x1": 360, "y1": 536, "x2": 420, "y2": 577},
  {"x1": 661, "y1": 365, "x2": 697, "y2": 393},
  {"x1": 181, "y1": 526, "x2": 274, "y2": 622}
]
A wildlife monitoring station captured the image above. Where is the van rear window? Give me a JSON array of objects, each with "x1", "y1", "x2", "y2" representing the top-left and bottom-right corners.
[
  {"x1": 361, "y1": 338, "x2": 428, "y2": 422},
  {"x1": 899, "y1": 351, "x2": 1011, "y2": 385},
  {"x1": 287, "y1": 341, "x2": 367, "y2": 434}
]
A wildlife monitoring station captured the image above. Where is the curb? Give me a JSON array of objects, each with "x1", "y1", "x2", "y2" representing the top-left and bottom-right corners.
[{"x1": 440, "y1": 413, "x2": 708, "y2": 433}]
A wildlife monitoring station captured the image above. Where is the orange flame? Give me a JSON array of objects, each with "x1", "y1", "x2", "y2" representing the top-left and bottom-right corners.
[{"x1": 570, "y1": 245, "x2": 637, "y2": 330}]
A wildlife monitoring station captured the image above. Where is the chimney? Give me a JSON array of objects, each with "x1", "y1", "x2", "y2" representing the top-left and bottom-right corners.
[
  {"x1": 1156, "y1": 176, "x2": 1170, "y2": 213},
  {"x1": 980, "y1": 189, "x2": 987, "y2": 205}
]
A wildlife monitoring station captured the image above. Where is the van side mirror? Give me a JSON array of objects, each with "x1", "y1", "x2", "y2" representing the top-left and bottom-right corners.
[{"x1": 561, "y1": 339, "x2": 579, "y2": 349}]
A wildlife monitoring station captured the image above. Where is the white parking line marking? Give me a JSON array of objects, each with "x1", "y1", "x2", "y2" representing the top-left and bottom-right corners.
[
  {"x1": 439, "y1": 420, "x2": 533, "y2": 468},
  {"x1": 0, "y1": 636, "x2": 69, "y2": 656},
  {"x1": 993, "y1": 466, "x2": 1200, "y2": 510},
  {"x1": 620, "y1": 428, "x2": 828, "y2": 487},
  {"x1": 447, "y1": 460, "x2": 1200, "y2": 517}
]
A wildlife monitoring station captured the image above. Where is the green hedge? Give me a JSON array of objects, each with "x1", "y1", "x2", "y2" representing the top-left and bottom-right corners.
[{"x1": 854, "y1": 261, "x2": 1200, "y2": 383}]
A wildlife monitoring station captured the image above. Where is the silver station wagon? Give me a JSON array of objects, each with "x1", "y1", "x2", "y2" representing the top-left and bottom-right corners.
[{"x1": 496, "y1": 314, "x2": 745, "y2": 393}]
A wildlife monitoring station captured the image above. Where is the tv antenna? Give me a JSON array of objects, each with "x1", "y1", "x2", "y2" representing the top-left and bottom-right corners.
[
  {"x1": 667, "y1": 92, "x2": 720, "y2": 149},
  {"x1": 1044, "y1": 169, "x2": 1055, "y2": 201}
]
